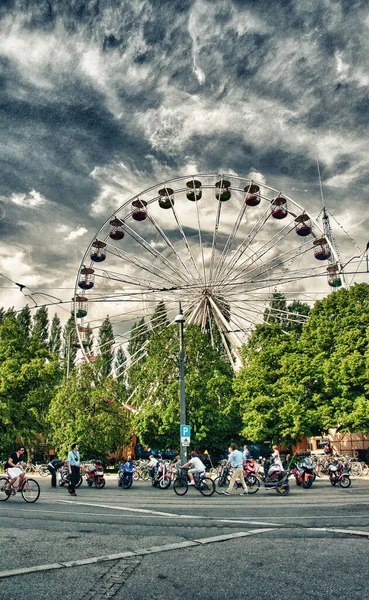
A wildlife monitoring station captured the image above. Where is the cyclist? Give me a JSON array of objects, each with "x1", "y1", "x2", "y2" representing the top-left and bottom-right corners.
[
  {"x1": 5, "y1": 445, "x2": 27, "y2": 492},
  {"x1": 181, "y1": 451, "x2": 206, "y2": 485}
]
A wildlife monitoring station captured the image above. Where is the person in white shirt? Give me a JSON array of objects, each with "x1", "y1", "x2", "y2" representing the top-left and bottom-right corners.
[
  {"x1": 147, "y1": 455, "x2": 159, "y2": 478},
  {"x1": 181, "y1": 451, "x2": 206, "y2": 485}
]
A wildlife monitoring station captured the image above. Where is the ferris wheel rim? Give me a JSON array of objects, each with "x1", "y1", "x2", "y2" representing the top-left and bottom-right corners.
[{"x1": 74, "y1": 173, "x2": 341, "y2": 369}]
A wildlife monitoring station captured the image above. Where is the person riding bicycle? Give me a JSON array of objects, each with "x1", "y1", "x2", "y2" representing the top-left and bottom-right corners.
[
  {"x1": 181, "y1": 451, "x2": 206, "y2": 485},
  {"x1": 5, "y1": 445, "x2": 27, "y2": 492}
]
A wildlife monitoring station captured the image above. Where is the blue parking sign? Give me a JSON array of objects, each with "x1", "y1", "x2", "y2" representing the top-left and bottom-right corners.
[{"x1": 180, "y1": 424, "x2": 191, "y2": 437}]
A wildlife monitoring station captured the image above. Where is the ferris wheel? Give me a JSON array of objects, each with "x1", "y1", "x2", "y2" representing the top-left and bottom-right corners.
[{"x1": 73, "y1": 173, "x2": 342, "y2": 371}]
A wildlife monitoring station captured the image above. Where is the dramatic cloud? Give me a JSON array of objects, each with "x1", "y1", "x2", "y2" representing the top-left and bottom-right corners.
[{"x1": 0, "y1": 0, "x2": 368, "y2": 328}]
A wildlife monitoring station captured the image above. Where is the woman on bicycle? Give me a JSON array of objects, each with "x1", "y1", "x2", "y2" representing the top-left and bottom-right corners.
[{"x1": 5, "y1": 446, "x2": 27, "y2": 492}]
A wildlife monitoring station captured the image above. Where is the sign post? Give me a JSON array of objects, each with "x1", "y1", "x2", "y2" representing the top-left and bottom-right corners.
[{"x1": 175, "y1": 304, "x2": 187, "y2": 463}]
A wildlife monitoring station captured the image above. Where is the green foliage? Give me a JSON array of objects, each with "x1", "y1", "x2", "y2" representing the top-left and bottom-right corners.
[
  {"x1": 131, "y1": 323, "x2": 235, "y2": 452},
  {"x1": 234, "y1": 284, "x2": 369, "y2": 445},
  {"x1": 49, "y1": 314, "x2": 62, "y2": 354},
  {"x1": 97, "y1": 316, "x2": 114, "y2": 379},
  {"x1": 0, "y1": 312, "x2": 61, "y2": 456},
  {"x1": 48, "y1": 364, "x2": 130, "y2": 460},
  {"x1": 31, "y1": 306, "x2": 49, "y2": 348}
]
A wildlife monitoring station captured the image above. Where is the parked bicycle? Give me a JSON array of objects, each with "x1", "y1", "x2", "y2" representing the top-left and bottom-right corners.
[
  {"x1": 0, "y1": 470, "x2": 40, "y2": 503},
  {"x1": 173, "y1": 469, "x2": 215, "y2": 496}
]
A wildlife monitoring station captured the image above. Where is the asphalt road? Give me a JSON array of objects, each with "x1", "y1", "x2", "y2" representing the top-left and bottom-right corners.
[{"x1": 0, "y1": 474, "x2": 368, "y2": 600}]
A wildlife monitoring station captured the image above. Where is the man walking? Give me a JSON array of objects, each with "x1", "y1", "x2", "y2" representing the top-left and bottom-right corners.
[
  {"x1": 67, "y1": 443, "x2": 80, "y2": 497},
  {"x1": 223, "y1": 443, "x2": 249, "y2": 496}
]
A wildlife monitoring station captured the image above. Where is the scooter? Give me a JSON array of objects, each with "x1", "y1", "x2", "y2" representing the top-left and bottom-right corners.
[
  {"x1": 260, "y1": 458, "x2": 290, "y2": 495},
  {"x1": 58, "y1": 466, "x2": 83, "y2": 488},
  {"x1": 328, "y1": 460, "x2": 351, "y2": 488},
  {"x1": 85, "y1": 460, "x2": 106, "y2": 488},
  {"x1": 291, "y1": 457, "x2": 315, "y2": 488}
]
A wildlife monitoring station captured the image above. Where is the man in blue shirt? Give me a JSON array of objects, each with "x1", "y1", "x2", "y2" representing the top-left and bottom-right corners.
[
  {"x1": 67, "y1": 443, "x2": 80, "y2": 497},
  {"x1": 223, "y1": 443, "x2": 248, "y2": 496}
]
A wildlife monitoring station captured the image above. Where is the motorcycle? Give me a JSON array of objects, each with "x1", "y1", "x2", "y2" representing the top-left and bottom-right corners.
[
  {"x1": 150, "y1": 461, "x2": 171, "y2": 489},
  {"x1": 328, "y1": 460, "x2": 351, "y2": 488},
  {"x1": 291, "y1": 457, "x2": 315, "y2": 488},
  {"x1": 58, "y1": 465, "x2": 83, "y2": 488},
  {"x1": 260, "y1": 458, "x2": 291, "y2": 495},
  {"x1": 85, "y1": 460, "x2": 105, "y2": 489},
  {"x1": 118, "y1": 461, "x2": 134, "y2": 489}
]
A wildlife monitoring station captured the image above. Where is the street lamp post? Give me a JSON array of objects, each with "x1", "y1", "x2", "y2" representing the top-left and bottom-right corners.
[{"x1": 174, "y1": 303, "x2": 187, "y2": 464}]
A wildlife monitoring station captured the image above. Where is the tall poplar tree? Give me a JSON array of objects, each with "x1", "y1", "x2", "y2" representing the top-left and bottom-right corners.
[
  {"x1": 49, "y1": 314, "x2": 62, "y2": 354},
  {"x1": 97, "y1": 316, "x2": 114, "y2": 379}
]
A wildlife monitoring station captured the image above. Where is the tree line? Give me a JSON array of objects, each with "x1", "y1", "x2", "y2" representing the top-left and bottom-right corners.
[{"x1": 0, "y1": 283, "x2": 368, "y2": 460}]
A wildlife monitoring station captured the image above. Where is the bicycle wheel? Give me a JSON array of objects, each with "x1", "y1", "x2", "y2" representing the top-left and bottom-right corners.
[
  {"x1": 315, "y1": 465, "x2": 324, "y2": 478},
  {"x1": 76, "y1": 475, "x2": 83, "y2": 488},
  {"x1": 38, "y1": 465, "x2": 50, "y2": 477},
  {"x1": 275, "y1": 481, "x2": 290, "y2": 495},
  {"x1": 133, "y1": 471, "x2": 140, "y2": 481},
  {"x1": 0, "y1": 477, "x2": 11, "y2": 501},
  {"x1": 21, "y1": 478, "x2": 40, "y2": 503},
  {"x1": 213, "y1": 475, "x2": 228, "y2": 495},
  {"x1": 173, "y1": 477, "x2": 188, "y2": 496},
  {"x1": 361, "y1": 463, "x2": 369, "y2": 477},
  {"x1": 159, "y1": 476, "x2": 171, "y2": 489},
  {"x1": 141, "y1": 469, "x2": 150, "y2": 481},
  {"x1": 198, "y1": 476, "x2": 215, "y2": 497},
  {"x1": 245, "y1": 474, "x2": 260, "y2": 494},
  {"x1": 350, "y1": 462, "x2": 361, "y2": 477}
]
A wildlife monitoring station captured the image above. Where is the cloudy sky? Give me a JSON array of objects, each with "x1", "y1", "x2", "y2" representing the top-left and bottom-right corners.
[{"x1": 0, "y1": 0, "x2": 368, "y2": 327}]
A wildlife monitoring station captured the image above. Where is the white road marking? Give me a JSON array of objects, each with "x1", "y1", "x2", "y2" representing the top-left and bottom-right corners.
[{"x1": 0, "y1": 529, "x2": 275, "y2": 579}]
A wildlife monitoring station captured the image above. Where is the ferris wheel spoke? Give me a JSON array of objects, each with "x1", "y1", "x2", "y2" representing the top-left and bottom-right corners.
[
  {"x1": 118, "y1": 222, "x2": 194, "y2": 286},
  {"x1": 146, "y1": 211, "x2": 201, "y2": 286},
  {"x1": 226, "y1": 220, "x2": 301, "y2": 281},
  {"x1": 223, "y1": 238, "x2": 314, "y2": 288},
  {"x1": 215, "y1": 204, "x2": 272, "y2": 285},
  {"x1": 212, "y1": 200, "x2": 248, "y2": 282},
  {"x1": 92, "y1": 267, "x2": 172, "y2": 292},
  {"x1": 167, "y1": 201, "x2": 204, "y2": 284},
  {"x1": 103, "y1": 240, "x2": 185, "y2": 288},
  {"x1": 209, "y1": 200, "x2": 222, "y2": 283}
]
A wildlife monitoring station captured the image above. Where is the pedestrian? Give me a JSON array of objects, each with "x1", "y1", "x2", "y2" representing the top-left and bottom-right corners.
[
  {"x1": 47, "y1": 457, "x2": 69, "y2": 488},
  {"x1": 271, "y1": 445, "x2": 283, "y2": 469},
  {"x1": 223, "y1": 443, "x2": 249, "y2": 496},
  {"x1": 67, "y1": 443, "x2": 80, "y2": 497},
  {"x1": 243, "y1": 444, "x2": 251, "y2": 461}
]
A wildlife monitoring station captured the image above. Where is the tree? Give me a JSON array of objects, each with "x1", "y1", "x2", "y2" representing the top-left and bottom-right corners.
[
  {"x1": 0, "y1": 312, "x2": 61, "y2": 457},
  {"x1": 17, "y1": 305, "x2": 32, "y2": 338},
  {"x1": 131, "y1": 324, "x2": 235, "y2": 452},
  {"x1": 97, "y1": 316, "x2": 114, "y2": 379},
  {"x1": 151, "y1": 301, "x2": 169, "y2": 330},
  {"x1": 63, "y1": 315, "x2": 77, "y2": 375},
  {"x1": 231, "y1": 323, "x2": 301, "y2": 446},
  {"x1": 31, "y1": 306, "x2": 49, "y2": 348},
  {"x1": 49, "y1": 314, "x2": 62, "y2": 354},
  {"x1": 48, "y1": 364, "x2": 130, "y2": 460}
]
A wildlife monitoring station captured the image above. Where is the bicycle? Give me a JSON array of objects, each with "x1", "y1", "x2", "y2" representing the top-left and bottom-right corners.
[
  {"x1": 173, "y1": 469, "x2": 215, "y2": 496},
  {"x1": 0, "y1": 471, "x2": 40, "y2": 503}
]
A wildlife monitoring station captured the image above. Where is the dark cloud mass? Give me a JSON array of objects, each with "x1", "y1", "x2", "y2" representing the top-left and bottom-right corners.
[{"x1": 0, "y1": 0, "x2": 368, "y2": 315}]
